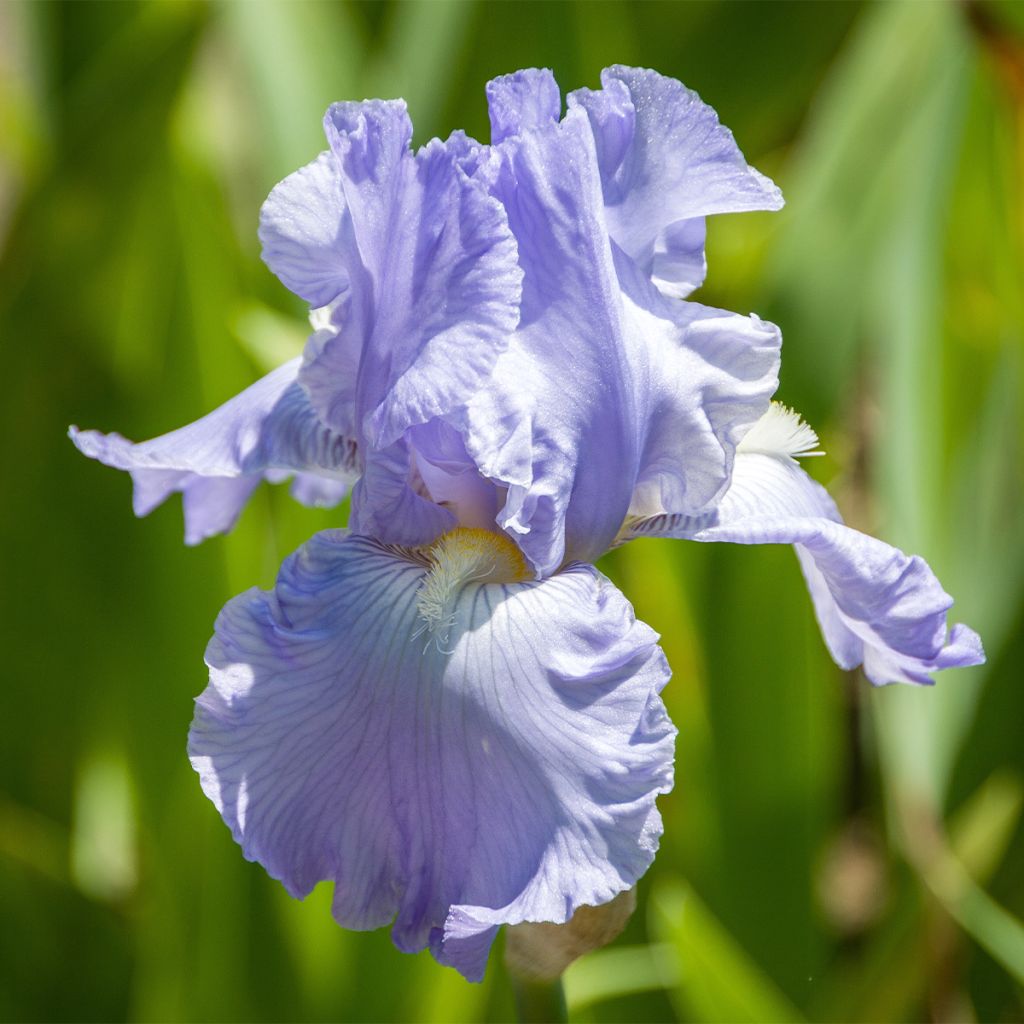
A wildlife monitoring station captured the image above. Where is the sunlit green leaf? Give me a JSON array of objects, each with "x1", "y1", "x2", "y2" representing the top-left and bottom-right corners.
[{"x1": 650, "y1": 880, "x2": 807, "y2": 1023}]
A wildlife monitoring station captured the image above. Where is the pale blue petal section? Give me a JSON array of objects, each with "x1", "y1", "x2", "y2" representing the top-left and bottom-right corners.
[
  {"x1": 287, "y1": 472, "x2": 350, "y2": 508},
  {"x1": 265, "y1": 101, "x2": 520, "y2": 543},
  {"x1": 487, "y1": 68, "x2": 561, "y2": 142},
  {"x1": 458, "y1": 107, "x2": 780, "y2": 575},
  {"x1": 614, "y1": 248, "x2": 781, "y2": 524},
  {"x1": 407, "y1": 420, "x2": 503, "y2": 532},
  {"x1": 570, "y1": 65, "x2": 783, "y2": 297},
  {"x1": 628, "y1": 454, "x2": 984, "y2": 686},
  {"x1": 457, "y1": 108, "x2": 638, "y2": 574},
  {"x1": 348, "y1": 440, "x2": 456, "y2": 546},
  {"x1": 189, "y1": 532, "x2": 674, "y2": 981},
  {"x1": 297, "y1": 314, "x2": 359, "y2": 439},
  {"x1": 300, "y1": 104, "x2": 522, "y2": 451},
  {"x1": 259, "y1": 152, "x2": 352, "y2": 308},
  {"x1": 70, "y1": 359, "x2": 357, "y2": 544}
]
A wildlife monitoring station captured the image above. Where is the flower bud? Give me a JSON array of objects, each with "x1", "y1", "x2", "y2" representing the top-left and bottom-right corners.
[{"x1": 504, "y1": 889, "x2": 637, "y2": 982}]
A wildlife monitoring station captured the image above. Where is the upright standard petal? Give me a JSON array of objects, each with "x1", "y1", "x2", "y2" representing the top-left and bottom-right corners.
[
  {"x1": 570, "y1": 65, "x2": 783, "y2": 297},
  {"x1": 262, "y1": 102, "x2": 523, "y2": 444},
  {"x1": 189, "y1": 529, "x2": 674, "y2": 981},
  {"x1": 457, "y1": 106, "x2": 780, "y2": 575},
  {"x1": 626, "y1": 416, "x2": 984, "y2": 685},
  {"x1": 262, "y1": 101, "x2": 521, "y2": 544},
  {"x1": 316, "y1": 109, "x2": 520, "y2": 450},
  {"x1": 259, "y1": 152, "x2": 352, "y2": 308},
  {"x1": 487, "y1": 68, "x2": 561, "y2": 143},
  {"x1": 70, "y1": 358, "x2": 357, "y2": 544},
  {"x1": 614, "y1": 249, "x2": 781, "y2": 525}
]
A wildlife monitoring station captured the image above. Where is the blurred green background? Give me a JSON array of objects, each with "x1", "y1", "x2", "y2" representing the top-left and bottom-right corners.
[{"x1": 2, "y1": 1, "x2": 1023, "y2": 1020}]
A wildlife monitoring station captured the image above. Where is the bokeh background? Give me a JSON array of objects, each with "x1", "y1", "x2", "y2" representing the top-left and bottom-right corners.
[{"x1": 2, "y1": 1, "x2": 1023, "y2": 1021}]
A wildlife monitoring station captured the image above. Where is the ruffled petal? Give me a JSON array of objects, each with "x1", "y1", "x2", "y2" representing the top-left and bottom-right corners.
[
  {"x1": 454, "y1": 109, "x2": 636, "y2": 573},
  {"x1": 189, "y1": 531, "x2": 674, "y2": 981},
  {"x1": 407, "y1": 420, "x2": 504, "y2": 532},
  {"x1": 457, "y1": 108, "x2": 780, "y2": 575},
  {"x1": 296, "y1": 314, "x2": 360, "y2": 440},
  {"x1": 348, "y1": 440, "x2": 456, "y2": 546},
  {"x1": 295, "y1": 102, "x2": 522, "y2": 452},
  {"x1": 70, "y1": 359, "x2": 357, "y2": 544},
  {"x1": 264, "y1": 101, "x2": 519, "y2": 540},
  {"x1": 570, "y1": 65, "x2": 783, "y2": 297},
  {"x1": 627, "y1": 454, "x2": 984, "y2": 685},
  {"x1": 486, "y1": 68, "x2": 561, "y2": 143},
  {"x1": 258, "y1": 153, "x2": 352, "y2": 308},
  {"x1": 614, "y1": 248, "x2": 781, "y2": 523}
]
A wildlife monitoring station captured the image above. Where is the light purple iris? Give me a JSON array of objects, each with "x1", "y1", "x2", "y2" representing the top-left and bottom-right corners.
[{"x1": 71, "y1": 66, "x2": 984, "y2": 981}]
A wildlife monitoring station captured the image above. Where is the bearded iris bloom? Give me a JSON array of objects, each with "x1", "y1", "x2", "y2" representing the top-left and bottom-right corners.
[{"x1": 72, "y1": 67, "x2": 983, "y2": 981}]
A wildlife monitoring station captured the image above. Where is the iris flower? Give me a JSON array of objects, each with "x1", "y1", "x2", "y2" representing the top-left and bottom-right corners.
[{"x1": 72, "y1": 67, "x2": 983, "y2": 981}]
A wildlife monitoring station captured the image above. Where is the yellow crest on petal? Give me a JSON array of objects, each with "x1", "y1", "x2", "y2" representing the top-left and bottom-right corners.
[{"x1": 415, "y1": 528, "x2": 531, "y2": 644}]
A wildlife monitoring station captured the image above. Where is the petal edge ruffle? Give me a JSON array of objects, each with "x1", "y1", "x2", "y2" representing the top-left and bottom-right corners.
[
  {"x1": 189, "y1": 531, "x2": 674, "y2": 980},
  {"x1": 70, "y1": 358, "x2": 357, "y2": 544},
  {"x1": 570, "y1": 65, "x2": 783, "y2": 298},
  {"x1": 626, "y1": 454, "x2": 984, "y2": 686}
]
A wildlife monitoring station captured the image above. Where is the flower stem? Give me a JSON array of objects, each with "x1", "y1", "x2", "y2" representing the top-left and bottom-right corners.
[{"x1": 511, "y1": 975, "x2": 567, "y2": 1024}]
